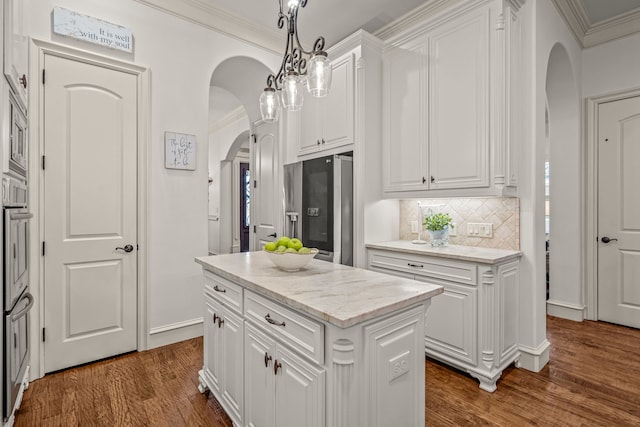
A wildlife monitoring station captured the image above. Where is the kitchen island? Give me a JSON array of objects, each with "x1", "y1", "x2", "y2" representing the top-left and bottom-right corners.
[{"x1": 195, "y1": 251, "x2": 443, "y2": 427}]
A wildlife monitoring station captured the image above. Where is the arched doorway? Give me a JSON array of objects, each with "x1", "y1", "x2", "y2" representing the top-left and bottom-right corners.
[
  {"x1": 208, "y1": 56, "x2": 274, "y2": 254},
  {"x1": 544, "y1": 43, "x2": 583, "y2": 320}
]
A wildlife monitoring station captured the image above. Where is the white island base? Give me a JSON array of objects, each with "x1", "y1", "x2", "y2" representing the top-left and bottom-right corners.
[{"x1": 195, "y1": 252, "x2": 443, "y2": 427}]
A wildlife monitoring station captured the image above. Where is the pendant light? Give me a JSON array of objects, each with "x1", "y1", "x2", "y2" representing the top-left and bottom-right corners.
[{"x1": 259, "y1": 0, "x2": 332, "y2": 122}]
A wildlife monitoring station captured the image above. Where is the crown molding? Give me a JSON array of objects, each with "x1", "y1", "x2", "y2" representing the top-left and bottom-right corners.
[
  {"x1": 209, "y1": 106, "x2": 249, "y2": 133},
  {"x1": 552, "y1": 0, "x2": 640, "y2": 48},
  {"x1": 134, "y1": 0, "x2": 281, "y2": 54},
  {"x1": 374, "y1": 0, "x2": 460, "y2": 41}
]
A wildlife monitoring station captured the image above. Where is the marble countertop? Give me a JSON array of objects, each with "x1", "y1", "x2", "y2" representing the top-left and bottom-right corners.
[
  {"x1": 366, "y1": 241, "x2": 522, "y2": 264},
  {"x1": 195, "y1": 252, "x2": 443, "y2": 329}
]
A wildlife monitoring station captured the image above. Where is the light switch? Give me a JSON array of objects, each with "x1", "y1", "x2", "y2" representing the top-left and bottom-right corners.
[
  {"x1": 467, "y1": 222, "x2": 493, "y2": 238},
  {"x1": 411, "y1": 221, "x2": 419, "y2": 233}
]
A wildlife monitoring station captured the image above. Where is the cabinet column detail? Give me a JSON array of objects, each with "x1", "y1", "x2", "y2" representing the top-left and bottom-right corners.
[
  {"x1": 493, "y1": 11, "x2": 507, "y2": 187},
  {"x1": 332, "y1": 339, "x2": 355, "y2": 427},
  {"x1": 481, "y1": 269, "x2": 496, "y2": 371}
]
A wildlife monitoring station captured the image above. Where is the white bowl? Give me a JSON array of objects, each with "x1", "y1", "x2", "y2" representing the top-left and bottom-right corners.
[{"x1": 264, "y1": 249, "x2": 319, "y2": 271}]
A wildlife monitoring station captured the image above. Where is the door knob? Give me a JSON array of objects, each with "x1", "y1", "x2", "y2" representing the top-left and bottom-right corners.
[
  {"x1": 116, "y1": 244, "x2": 134, "y2": 253},
  {"x1": 601, "y1": 236, "x2": 618, "y2": 243},
  {"x1": 268, "y1": 233, "x2": 277, "y2": 238}
]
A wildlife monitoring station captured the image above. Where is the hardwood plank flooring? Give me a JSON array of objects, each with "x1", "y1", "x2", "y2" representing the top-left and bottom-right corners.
[{"x1": 15, "y1": 316, "x2": 640, "y2": 426}]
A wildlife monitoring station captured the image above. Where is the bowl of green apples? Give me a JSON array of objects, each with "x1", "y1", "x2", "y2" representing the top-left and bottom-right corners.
[{"x1": 263, "y1": 236, "x2": 318, "y2": 271}]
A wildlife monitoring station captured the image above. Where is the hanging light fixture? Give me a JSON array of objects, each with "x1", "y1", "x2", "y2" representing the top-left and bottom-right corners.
[{"x1": 259, "y1": 0, "x2": 332, "y2": 122}]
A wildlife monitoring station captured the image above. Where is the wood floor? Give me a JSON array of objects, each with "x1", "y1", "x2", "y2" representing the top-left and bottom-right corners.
[{"x1": 15, "y1": 316, "x2": 640, "y2": 426}]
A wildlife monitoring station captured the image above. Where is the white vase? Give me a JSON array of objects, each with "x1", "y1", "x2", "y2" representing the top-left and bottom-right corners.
[{"x1": 427, "y1": 226, "x2": 449, "y2": 247}]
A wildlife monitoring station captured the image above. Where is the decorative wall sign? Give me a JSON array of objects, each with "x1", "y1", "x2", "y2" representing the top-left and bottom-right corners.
[
  {"x1": 165, "y1": 132, "x2": 196, "y2": 170},
  {"x1": 53, "y1": 7, "x2": 134, "y2": 53}
]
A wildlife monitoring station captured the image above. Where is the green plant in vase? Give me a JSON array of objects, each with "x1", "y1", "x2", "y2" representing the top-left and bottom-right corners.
[{"x1": 423, "y1": 212, "x2": 454, "y2": 246}]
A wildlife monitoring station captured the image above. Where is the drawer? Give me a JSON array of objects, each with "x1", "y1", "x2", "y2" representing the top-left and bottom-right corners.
[
  {"x1": 244, "y1": 290, "x2": 324, "y2": 365},
  {"x1": 204, "y1": 271, "x2": 243, "y2": 314},
  {"x1": 368, "y1": 250, "x2": 477, "y2": 286}
]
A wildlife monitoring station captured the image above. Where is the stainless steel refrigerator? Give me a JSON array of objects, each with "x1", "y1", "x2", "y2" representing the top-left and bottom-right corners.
[{"x1": 283, "y1": 154, "x2": 353, "y2": 266}]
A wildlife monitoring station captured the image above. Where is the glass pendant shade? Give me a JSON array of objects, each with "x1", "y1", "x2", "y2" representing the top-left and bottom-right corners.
[
  {"x1": 307, "y1": 52, "x2": 332, "y2": 97},
  {"x1": 259, "y1": 88, "x2": 280, "y2": 123},
  {"x1": 282, "y1": 71, "x2": 303, "y2": 111}
]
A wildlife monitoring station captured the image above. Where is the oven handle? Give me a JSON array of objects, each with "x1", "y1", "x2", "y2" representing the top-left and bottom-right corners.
[
  {"x1": 9, "y1": 212, "x2": 33, "y2": 220},
  {"x1": 11, "y1": 292, "x2": 34, "y2": 321}
]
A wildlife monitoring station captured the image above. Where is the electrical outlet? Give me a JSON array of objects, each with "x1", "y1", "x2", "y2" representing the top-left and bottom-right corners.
[
  {"x1": 411, "y1": 221, "x2": 419, "y2": 233},
  {"x1": 467, "y1": 222, "x2": 493, "y2": 237}
]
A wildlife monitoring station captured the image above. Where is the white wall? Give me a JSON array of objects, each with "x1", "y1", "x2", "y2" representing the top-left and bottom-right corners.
[
  {"x1": 583, "y1": 32, "x2": 640, "y2": 98},
  {"x1": 28, "y1": 1, "x2": 278, "y2": 349}
]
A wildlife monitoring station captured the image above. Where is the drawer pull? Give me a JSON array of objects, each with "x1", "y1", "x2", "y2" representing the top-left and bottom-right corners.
[
  {"x1": 274, "y1": 360, "x2": 282, "y2": 375},
  {"x1": 265, "y1": 313, "x2": 286, "y2": 327},
  {"x1": 408, "y1": 263, "x2": 424, "y2": 268},
  {"x1": 218, "y1": 317, "x2": 224, "y2": 328},
  {"x1": 264, "y1": 352, "x2": 272, "y2": 368},
  {"x1": 213, "y1": 313, "x2": 218, "y2": 324},
  {"x1": 213, "y1": 285, "x2": 226, "y2": 293}
]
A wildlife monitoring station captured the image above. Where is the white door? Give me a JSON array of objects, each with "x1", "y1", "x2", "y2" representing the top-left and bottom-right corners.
[
  {"x1": 598, "y1": 96, "x2": 640, "y2": 328},
  {"x1": 43, "y1": 54, "x2": 138, "y2": 372},
  {"x1": 252, "y1": 121, "x2": 280, "y2": 249}
]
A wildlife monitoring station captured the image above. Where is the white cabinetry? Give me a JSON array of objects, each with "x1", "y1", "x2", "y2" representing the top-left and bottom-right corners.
[
  {"x1": 298, "y1": 51, "x2": 354, "y2": 156},
  {"x1": 368, "y1": 246, "x2": 521, "y2": 392},
  {"x1": 382, "y1": 0, "x2": 523, "y2": 197},
  {"x1": 3, "y1": 0, "x2": 28, "y2": 109},
  {"x1": 200, "y1": 272, "x2": 244, "y2": 426}
]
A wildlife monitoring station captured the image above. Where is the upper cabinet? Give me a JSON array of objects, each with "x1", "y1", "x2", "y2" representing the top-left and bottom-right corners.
[
  {"x1": 4, "y1": 0, "x2": 28, "y2": 110},
  {"x1": 298, "y1": 51, "x2": 354, "y2": 157},
  {"x1": 382, "y1": 0, "x2": 523, "y2": 198}
]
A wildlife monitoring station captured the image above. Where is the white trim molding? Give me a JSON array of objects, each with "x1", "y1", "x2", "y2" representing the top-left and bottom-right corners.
[
  {"x1": 517, "y1": 339, "x2": 551, "y2": 373},
  {"x1": 546, "y1": 299, "x2": 585, "y2": 322},
  {"x1": 552, "y1": 0, "x2": 640, "y2": 48},
  {"x1": 134, "y1": 0, "x2": 281, "y2": 53},
  {"x1": 148, "y1": 318, "x2": 204, "y2": 349},
  {"x1": 585, "y1": 87, "x2": 640, "y2": 321},
  {"x1": 209, "y1": 106, "x2": 248, "y2": 134}
]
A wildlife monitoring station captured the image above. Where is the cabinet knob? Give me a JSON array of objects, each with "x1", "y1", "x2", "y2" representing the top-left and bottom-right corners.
[
  {"x1": 264, "y1": 352, "x2": 272, "y2": 368},
  {"x1": 422, "y1": 176, "x2": 426, "y2": 184},
  {"x1": 431, "y1": 176, "x2": 435, "y2": 183},
  {"x1": 274, "y1": 360, "x2": 282, "y2": 375},
  {"x1": 317, "y1": 140, "x2": 321, "y2": 145},
  {"x1": 19, "y1": 74, "x2": 27, "y2": 89},
  {"x1": 322, "y1": 138, "x2": 326, "y2": 144}
]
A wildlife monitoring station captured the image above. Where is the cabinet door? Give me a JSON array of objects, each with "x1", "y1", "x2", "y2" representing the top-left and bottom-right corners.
[
  {"x1": 244, "y1": 324, "x2": 276, "y2": 427},
  {"x1": 382, "y1": 36, "x2": 429, "y2": 193},
  {"x1": 298, "y1": 94, "x2": 321, "y2": 154},
  {"x1": 416, "y1": 277, "x2": 478, "y2": 365},
  {"x1": 274, "y1": 345, "x2": 325, "y2": 427},
  {"x1": 321, "y1": 52, "x2": 354, "y2": 150},
  {"x1": 428, "y1": 10, "x2": 489, "y2": 189},
  {"x1": 204, "y1": 297, "x2": 222, "y2": 394},
  {"x1": 3, "y1": 0, "x2": 28, "y2": 108},
  {"x1": 221, "y1": 309, "x2": 244, "y2": 423}
]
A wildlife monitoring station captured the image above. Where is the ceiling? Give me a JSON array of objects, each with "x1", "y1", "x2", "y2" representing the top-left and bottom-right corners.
[
  {"x1": 553, "y1": 0, "x2": 640, "y2": 47},
  {"x1": 207, "y1": 0, "x2": 431, "y2": 48}
]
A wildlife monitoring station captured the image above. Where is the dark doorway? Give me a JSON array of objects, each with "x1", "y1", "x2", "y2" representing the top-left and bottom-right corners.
[{"x1": 240, "y1": 162, "x2": 250, "y2": 252}]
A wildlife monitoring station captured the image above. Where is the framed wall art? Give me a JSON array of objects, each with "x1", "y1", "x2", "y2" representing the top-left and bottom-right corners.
[{"x1": 165, "y1": 131, "x2": 196, "y2": 170}]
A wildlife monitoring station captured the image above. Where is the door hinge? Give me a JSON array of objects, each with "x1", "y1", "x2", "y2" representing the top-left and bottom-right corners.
[
  {"x1": 42, "y1": 69, "x2": 45, "y2": 85},
  {"x1": 42, "y1": 155, "x2": 45, "y2": 170},
  {"x1": 253, "y1": 180, "x2": 257, "y2": 188},
  {"x1": 253, "y1": 225, "x2": 256, "y2": 233},
  {"x1": 42, "y1": 328, "x2": 46, "y2": 342},
  {"x1": 252, "y1": 134, "x2": 257, "y2": 143},
  {"x1": 42, "y1": 241, "x2": 46, "y2": 256}
]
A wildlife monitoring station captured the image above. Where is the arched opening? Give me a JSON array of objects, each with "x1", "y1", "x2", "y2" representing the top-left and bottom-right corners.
[
  {"x1": 208, "y1": 56, "x2": 272, "y2": 255},
  {"x1": 544, "y1": 43, "x2": 583, "y2": 320}
]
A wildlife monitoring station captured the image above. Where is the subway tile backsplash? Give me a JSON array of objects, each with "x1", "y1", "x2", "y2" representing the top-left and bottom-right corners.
[{"x1": 399, "y1": 198, "x2": 520, "y2": 250}]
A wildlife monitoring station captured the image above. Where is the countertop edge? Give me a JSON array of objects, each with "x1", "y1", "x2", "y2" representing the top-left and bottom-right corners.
[
  {"x1": 365, "y1": 242, "x2": 523, "y2": 265},
  {"x1": 195, "y1": 256, "x2": 444, "y2": 328}
]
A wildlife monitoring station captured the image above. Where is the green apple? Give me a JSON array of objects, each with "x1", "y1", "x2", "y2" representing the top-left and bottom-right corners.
[
  {"x1": 285, "y1": 247, "x2": 298, "y2": 254},
  {"x1": 298, "y1": 247, "x2": 311, "y2": 254},
  {"x1": 287, "y1": 238, "x2": 303, "y2": 250},
  {"x1": 277, "y1": 236, "x2": 291, "y2": 248},
  {"x1": 264, "y1": 241, "x2": 278, "y2": 252},
  {"x1": 276, "y1": 245, "x2": 288, "y2": 253}
]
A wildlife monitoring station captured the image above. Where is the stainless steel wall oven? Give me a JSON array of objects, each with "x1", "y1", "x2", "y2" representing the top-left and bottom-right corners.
[{"x1": 2, "y1": 177, "x2": 33, "y2": 421}]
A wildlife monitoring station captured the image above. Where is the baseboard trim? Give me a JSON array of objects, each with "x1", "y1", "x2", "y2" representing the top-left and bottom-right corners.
[
  {"x1": 148, "y1": 317, "x2": 203, "y2": 349},
  {"x1": 546, "y1": 299, "x2": 585, "y2": 321},
  {"x1": 517, "y1": 339, "x2": 551, "y2": 372}
]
